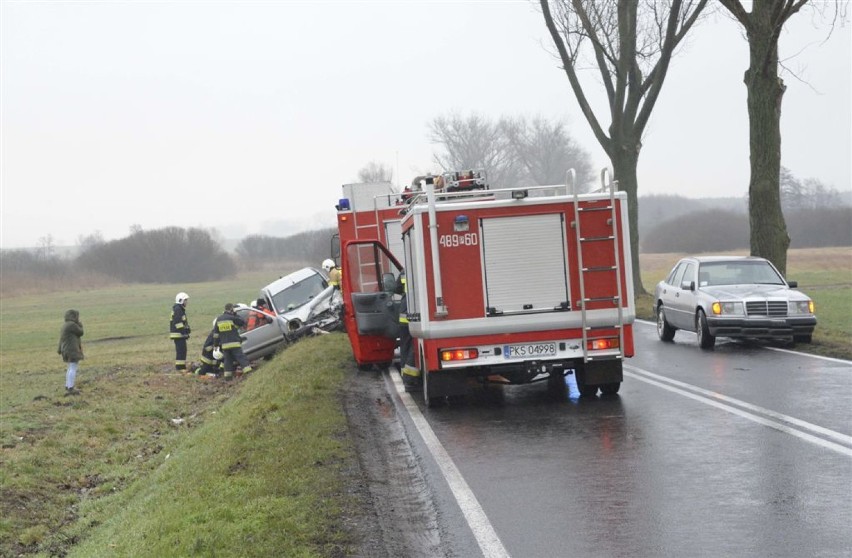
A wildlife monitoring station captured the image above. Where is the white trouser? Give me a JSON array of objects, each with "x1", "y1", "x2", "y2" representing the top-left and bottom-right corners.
[{"x1": 66, "y1": 362, "x2": 78, "y2": 389}]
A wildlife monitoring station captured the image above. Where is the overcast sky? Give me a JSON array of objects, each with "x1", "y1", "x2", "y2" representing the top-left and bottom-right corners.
[{"x1": 2, "y1": 1, "x2": 849, "y2": 249}]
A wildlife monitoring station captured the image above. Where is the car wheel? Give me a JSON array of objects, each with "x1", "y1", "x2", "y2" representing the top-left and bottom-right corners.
[
  {"x1": 696, "y1": 310, "x2": 716, "y2": 350},
  {"x1": 656, "y1": 305, "x2": 676, "y2": 342},
  {"x1": 794, "y1": 334, "x2": 813, "y2": 344}
]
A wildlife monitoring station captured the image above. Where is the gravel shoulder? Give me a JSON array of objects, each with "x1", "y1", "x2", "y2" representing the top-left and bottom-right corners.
[{"x1": 340, "y1": 363, "x2": 448, "y2": 557}]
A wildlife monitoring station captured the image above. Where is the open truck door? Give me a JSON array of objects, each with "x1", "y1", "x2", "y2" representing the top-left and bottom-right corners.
[{"x1": 341, "y1": 239, "x2": 403, "y2": 370}]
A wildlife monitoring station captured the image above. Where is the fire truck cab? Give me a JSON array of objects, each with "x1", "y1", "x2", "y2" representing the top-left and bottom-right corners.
[{"x1": 337, "y1": 169, "x2": 635, "y2": 406}]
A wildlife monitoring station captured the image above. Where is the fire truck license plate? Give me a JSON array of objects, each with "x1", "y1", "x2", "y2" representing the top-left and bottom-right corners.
[{"x1": 503, "y1": 342, "x2": 557, "y2": 359}]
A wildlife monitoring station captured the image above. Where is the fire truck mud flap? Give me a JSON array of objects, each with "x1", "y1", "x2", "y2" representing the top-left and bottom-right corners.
[
  {"x1": 423, "y1": 370, "x2": 469, "y2": 407},
  {"x1": 575, "y1": 360, "x2": 623, "y2": 396}
]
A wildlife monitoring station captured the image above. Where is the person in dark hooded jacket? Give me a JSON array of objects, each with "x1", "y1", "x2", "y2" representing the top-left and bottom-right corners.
[{"x1": 58, "y1": 309, "x2": 84, "y2": 395}]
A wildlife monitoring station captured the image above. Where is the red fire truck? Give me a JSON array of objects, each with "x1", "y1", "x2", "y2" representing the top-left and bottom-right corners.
[{"x1": 336, "y1": 169, "x2": 635, "y2": 406}]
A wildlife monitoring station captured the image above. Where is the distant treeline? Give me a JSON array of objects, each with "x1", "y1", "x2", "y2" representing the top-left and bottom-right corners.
[
  {"x1": 2, "y1": 196, "x2": 849, "y2": 293},
  {"x1": 235, "y1": 229, "x2": 336, "y2": 264},
  {"x1": 1, "y1": 226, "x2": 337, "y2": 292},
  {"x1": 639, "y1": 194, "x2": 851, "y2": 253}
]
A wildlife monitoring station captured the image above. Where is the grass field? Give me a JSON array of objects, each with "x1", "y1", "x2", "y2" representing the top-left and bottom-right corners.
[{"x1": 1, "y1": 248, "x2": 849, "y2": 556}]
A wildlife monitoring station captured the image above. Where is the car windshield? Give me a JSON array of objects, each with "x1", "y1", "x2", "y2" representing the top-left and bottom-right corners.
[
  {"x1": 270, "y1": 273, "x2": 327, "y2": 313},
  {"x1": 698, "y1": 260, "x2": 785, "y2": 287}
]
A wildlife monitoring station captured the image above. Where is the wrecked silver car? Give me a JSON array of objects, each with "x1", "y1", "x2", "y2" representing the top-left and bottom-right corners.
[{"x1": 237, "y1": 267, "x2": 342, "y2": 361}]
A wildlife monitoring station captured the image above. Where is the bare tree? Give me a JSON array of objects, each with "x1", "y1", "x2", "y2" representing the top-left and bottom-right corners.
[
  {"x1": 781, "y1": 166, "x2": 843, "y2": 212},
  {"x1": 429, "y1": 112, "x2": 521, "y2": 188},
  {"x1": 716, "y1": 0, "x2": 844, "y2": 276},
  {"x1": 357, "y1": 161, "x2": 394, "y2": 184},
  {"x1": 501, "y1": 115, "x2": 595, "y2": 190},
  {"x1": 540, "y1": 0, "x2": 708, "y2": 293},
  {"x1": 37, "y1": 234, "x2": 55, "y2": 261},
  {"x1": 77, "y1": 231, "x2": 105, "y2": 252}
]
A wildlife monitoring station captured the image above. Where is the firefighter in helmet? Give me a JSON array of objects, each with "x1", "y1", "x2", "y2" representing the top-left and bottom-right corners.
[
  {"x1": 212, "y1": 303, "x2": 253, "y2": 380},
  {"x1": 195, "y1": 328, "x2": 222, "y2": 377},
  {"x1": 169, "y1": 292, "x2": 191, "y2": 371},
  {"x1": 322, "y1": 259, "x2": 342, "y2": 289}
]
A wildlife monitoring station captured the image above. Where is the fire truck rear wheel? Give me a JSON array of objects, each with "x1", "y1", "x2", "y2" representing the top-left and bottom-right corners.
[
  {"x1": 547, "y1": 371, "x2": 565, "y2": 390},
  {"x1": 574, "y1": 366, "x2": 598, "y2": 397},
  {"x1": 600, "y1": 382, "x2": 620, "y2": 395},
  {"x1": 577, "y1": 383, "x2": 598, "y2": 397}
]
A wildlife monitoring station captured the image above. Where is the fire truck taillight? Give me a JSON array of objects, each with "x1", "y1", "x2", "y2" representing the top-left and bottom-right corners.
[
  {"x1": 587, "y1": 338, "x2": 619, "y2": 351},
  {"x1": 440, "y1": 349, "x2": 479, "y2": 362}
]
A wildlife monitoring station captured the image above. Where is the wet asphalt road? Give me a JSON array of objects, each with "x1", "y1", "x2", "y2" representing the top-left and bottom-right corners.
[{"x1": 396, "y1": 321, "x2": 852, "y2": 558}]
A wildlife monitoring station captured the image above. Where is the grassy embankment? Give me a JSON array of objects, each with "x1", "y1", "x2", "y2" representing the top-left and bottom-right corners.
[
  {"x1": 1, "y1": 248, "x2": 849, "y2": 556},
  {"x1": 1, "y1": 267, "x2": 365, "y2": 557}
]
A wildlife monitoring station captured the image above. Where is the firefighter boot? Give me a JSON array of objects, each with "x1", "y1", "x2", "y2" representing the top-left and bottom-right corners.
[{"x1": 401, "y1": 365, "x2": 421, "y2": 392}]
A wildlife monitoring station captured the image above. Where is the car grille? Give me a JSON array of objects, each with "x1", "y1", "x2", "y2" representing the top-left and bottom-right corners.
[{"x1": 745, "y1": 300, "x2": 787, "y2": 317}]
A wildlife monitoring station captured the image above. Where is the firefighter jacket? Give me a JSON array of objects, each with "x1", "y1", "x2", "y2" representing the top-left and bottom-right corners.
[
  {"x1": 396, "y1": 273, "x2": 409, "y2": 325},
  {"x1": 58, "y1": 309, "x2": 84, "y2": 363},
  {"x1": 328, "y1": 267, "x2": 342, "y2": 288},
  {"x1": 169, "y1": 303, "x2": 191, "y2": 339},
  {"x1": 213, "y1": 311, "x2": 246, "y2": 350}
]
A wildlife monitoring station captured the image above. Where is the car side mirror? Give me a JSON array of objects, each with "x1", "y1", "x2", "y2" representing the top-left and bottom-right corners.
[
  {"x1": 787, "y1": 280, "x2": 798, "y2": 288},
  {"x1": 680, "y1": 280, "x2": 695, "y2": 291},
  {"x1": 382, "y1": 272, "x2": 397, "y2": 293}
]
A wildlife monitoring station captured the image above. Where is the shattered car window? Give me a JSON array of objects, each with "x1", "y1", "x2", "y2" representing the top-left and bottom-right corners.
[{"x1": 270, "y1": 273, "x2": 328, "y2": 312}]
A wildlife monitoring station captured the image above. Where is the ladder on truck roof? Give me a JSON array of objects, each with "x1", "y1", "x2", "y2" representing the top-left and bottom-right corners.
[{"x1": 571, "y1": 168, "x2": 625, "y2": 364}]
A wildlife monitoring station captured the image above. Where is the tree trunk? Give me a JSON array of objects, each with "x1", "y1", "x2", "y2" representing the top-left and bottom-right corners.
[
  {"x1": 744, "y1": 6, "x2": 790, "y2": 276},
  {"x1": 610, "y1": 139, "x2": 644, "y2": 295}
]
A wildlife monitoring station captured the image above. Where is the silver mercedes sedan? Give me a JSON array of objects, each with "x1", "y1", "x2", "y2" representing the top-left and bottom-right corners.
[{"x1": 654, "y1": 256, "x2": 817, "y2": 349}]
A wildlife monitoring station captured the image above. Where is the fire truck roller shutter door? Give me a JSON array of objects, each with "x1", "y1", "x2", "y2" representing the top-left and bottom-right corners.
[{"x1": 480, "y1": 213, "x2": 570, "y2": 315}]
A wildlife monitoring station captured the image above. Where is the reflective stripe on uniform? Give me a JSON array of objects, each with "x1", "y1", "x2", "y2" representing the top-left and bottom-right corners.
[
  {"x1": 401, "y1": 365, "x2": 420, "y2": 377},
  {"x1": 217, "y1": 320, "x2": 236, "y2": 331}
]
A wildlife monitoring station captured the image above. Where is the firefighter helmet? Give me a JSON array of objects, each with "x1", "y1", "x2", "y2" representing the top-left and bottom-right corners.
[
  {"x1": 212, "y1": 347, "x2": 223, "y2": 360},
  {"x1": 322, "y1": 259, "x2": 335, "y2": 272},
  {"x1": 175, "y1": 292, "x2": 189, "y2": 304}
]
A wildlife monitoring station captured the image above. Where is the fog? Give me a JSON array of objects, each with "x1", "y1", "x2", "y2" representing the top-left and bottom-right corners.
[{"x1": 2, "y1": 2, "x2": 849, "y2": 249}]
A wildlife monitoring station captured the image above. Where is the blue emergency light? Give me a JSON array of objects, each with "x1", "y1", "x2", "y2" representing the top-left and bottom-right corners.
[{"x1": 454, "y1": 215, "x2": 469, "y2": 232}]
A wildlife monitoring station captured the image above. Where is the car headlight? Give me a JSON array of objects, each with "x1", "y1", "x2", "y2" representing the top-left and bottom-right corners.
[
  {"x1": 789, "y1": 300, "x2": 814, "y2": 314},
  {"x1": 711, "y1": 301, "x2": 744, "y2": 315}
]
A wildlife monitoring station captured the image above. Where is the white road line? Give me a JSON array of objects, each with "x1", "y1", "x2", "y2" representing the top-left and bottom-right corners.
[
  {"x1": 625, "y1": 364, "x2": 852, "y2": 446},
  {"x1": 624, "y1": 365, "x2": 852, "y2": 457},
  {"x1": 762, "y1": 345, "x2": 852, "y2": 364},
  {"x1": 389, "y1": 372, "x2": 510, "y2": 558},
  {"x1": 634, "y1": 319, "x2": 852, "y2": 365}
]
